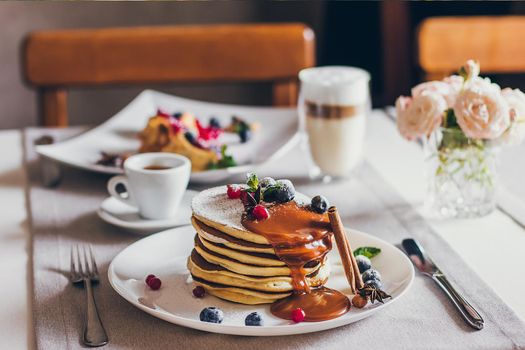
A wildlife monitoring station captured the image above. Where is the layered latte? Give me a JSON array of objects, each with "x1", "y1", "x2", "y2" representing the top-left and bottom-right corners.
[{"x1": 299, "y1": 66, "x2": 370, "y2": 177}]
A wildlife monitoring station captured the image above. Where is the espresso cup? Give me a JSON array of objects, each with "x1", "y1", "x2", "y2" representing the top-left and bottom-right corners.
[{"x1": 107, "y1": 153, "x2": 191, "y2": 220}]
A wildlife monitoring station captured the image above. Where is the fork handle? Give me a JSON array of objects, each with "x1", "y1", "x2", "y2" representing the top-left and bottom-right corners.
[
  {"x1": 83, "y1": 279, "x2": 109, "y2": 347},
  {"x1": 432, "y1": 273, "x2": 484, "y2": 330}
]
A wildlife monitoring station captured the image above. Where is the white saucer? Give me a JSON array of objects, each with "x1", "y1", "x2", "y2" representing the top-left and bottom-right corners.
[{"x1": 97, "y1": 190, "x2": 198, "y2": 233}]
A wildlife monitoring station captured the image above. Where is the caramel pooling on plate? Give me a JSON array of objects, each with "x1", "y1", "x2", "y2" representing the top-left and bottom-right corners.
[{"x1": 328, "y1": 206, "x2": 364, "y2": 293}]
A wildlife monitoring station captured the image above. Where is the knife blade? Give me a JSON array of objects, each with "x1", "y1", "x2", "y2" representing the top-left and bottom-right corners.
[{"x1": 402, "y1": 238, "x2": 484, "y2": 330}]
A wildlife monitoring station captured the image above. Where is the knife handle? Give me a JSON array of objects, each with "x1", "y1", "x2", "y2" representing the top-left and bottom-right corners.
[{"x1": 432, "y1": 273, "x2": 484, "y2": 330}]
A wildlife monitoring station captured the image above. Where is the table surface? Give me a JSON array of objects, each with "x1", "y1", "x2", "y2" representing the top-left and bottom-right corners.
[{"x1": 1, "y1": 110, "x2": 524, "y2": 349}]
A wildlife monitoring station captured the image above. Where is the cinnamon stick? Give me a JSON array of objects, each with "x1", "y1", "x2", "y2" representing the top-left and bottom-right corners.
[{"x1": 328, "y1": 206, "x2": 364, "y2": 292}]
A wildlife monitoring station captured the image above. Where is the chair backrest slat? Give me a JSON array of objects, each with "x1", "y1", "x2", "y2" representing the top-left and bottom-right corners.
[
  {"x1": 418, "y1": 16, "x2": 525, "y2": 80},
  {"x1": 25, "y1": 23, "x2": 315, "y2": 126}
]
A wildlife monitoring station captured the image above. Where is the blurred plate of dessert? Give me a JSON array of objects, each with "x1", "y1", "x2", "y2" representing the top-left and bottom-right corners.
[
  {"x1": 108, "y1": 177, "x2": 414, "y2": 336},
  {"x1": 36, "y1": 90, "x2": 300, "y2": 183}
]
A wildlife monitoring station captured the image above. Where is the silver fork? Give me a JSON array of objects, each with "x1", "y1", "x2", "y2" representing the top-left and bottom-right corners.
[{"x1": 70, "y1": 245, "x2": 109, "y2": 347}]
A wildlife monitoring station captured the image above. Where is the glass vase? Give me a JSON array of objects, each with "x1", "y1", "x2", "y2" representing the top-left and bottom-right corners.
[{"x1": 423, "y1": 127, "x2": 499, "y2": 219}]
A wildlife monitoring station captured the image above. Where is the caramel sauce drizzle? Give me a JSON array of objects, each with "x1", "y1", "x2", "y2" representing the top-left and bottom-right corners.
[{"x1": 241, "y1": 201, "x2": 351, "y2": 321}]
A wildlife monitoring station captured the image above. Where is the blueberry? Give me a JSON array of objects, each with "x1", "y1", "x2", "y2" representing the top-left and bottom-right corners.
[
  {"x1": 239, "y1": 128, "x2": 252, "y2": 143},
  {"x1": 260, "y1": 177, "x2": 276, "y2": 188},
  {"x1": 184, "y1": 131, "x2": 196, "y2": 144},
  {"x1": 311, "y1": 195, "x2": 329, "y2": 214},
  {"x1": 362, "y1": 269, "x2": 381, "y2": 283},
  {"x1": 365, "y1": 279, "x2": 383, "y2": 290},
  {"x1": 264, "y1": 179, "x2": 295, "y2": 203},
  {"x1": 209, "y1": 117, "x2": 221, "y2": 128},
  {"x1": 199, "y1": 307, "x2": 224, "y2": 323},
  {"x1": 172, "y1": 112, "x2": 183, "y2": 119},
  {"x1": 355, "y1": 255, "x2": 372, "y2": 273},
  {"x1": 244, "y1": 312, "x2": 264, "y2": 326}
]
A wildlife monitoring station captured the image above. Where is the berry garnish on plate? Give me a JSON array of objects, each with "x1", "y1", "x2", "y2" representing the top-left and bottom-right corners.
[
  {"x1": 146, "y1": 275, "x2": 162, "y2": 290},
  {"x1": 239, "y1": 128, "x2": 252, "y2": 143},
  {"x1": 226, "y1": 185, "x2": 242, "y2": 199},
  {"x1": 192, "y1": 286, "x2": 206, "y2": 298},
  {"x1": 259, "y1": 177, "x2": 276, "y2": 189},
  {"x1": 245, "y1": 312, "x2": 264, "y2": 326},
  {"x1": 311, "y1": 195, "x2": 329, "y2": 214},
  {"x1": 145, "y1": 274, "x2": 156, "y2": 284},
  {"x1": 355, "y1": 255, "x2": 372, "y2": 273},
  {"x1": 362, "y1": 269, "x2": 381, "y2": 283},
  {"x1": 199, "y1": 307, "x2": 224, "y2": 323},
  {"x1": 263, "y1": 179, "x2": 295, "y2": 203},
  {"x1": 291, "y1": 308, "x2": 306, "y2": 323},
  {"x1": 364, "y1": 279, "x2": 383, "y2": 290},
  {"x1": 252, "y1": 204, "x2": 269, "y2": 220},
  {"x1": 209, "y1": 117, "x2": 221, "y2": 129},
  {"x1": 156, "y1": 108, "x2": 171, "y2": 118}
]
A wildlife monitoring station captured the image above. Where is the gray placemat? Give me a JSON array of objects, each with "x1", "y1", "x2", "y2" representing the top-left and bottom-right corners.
[{"x1": 25, "y1": 127, "x2": 525, "y2": 350}]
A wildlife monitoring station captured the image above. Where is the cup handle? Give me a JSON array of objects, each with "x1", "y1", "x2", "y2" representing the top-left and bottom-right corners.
[{"x1": 107, "y1": 175, "x2": 136, "y2": 207}]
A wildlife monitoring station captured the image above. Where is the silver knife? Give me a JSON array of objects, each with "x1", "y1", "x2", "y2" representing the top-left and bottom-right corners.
[{"x1": 402, "y1": 238, "x2": 484, "y2": 330}]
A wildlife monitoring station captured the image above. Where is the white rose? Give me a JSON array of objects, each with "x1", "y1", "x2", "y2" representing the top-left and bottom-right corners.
[
  {"x1": 495, "y1": 88, "x2": 525, "y2": 146},
  {"x1": 396, "y1": 92, "x2": 447, "y2": 140},
  {"x1": 443, "y1": 75, "x2": 464, "y2": 94},
  {"x1": 412, "y1": 80, "x2": 457, "y2": 108},
  {"x1": 453, "y1": 79, "x2": 510, "y2": 139}
]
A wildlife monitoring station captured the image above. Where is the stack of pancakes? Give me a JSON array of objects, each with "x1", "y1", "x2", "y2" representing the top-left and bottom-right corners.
[{"x1": 187, "y1": 186, "x2": 331, "y2": 305}]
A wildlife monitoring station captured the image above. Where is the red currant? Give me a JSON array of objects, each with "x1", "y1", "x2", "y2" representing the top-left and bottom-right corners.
[
  {"x1": 156, "y1": 109, "x2": 171, "y2": 118},
  {"x1": 192, "y1": 286, "x2": 206, "y2": 298},
  {"x1": 291, "y1": 308, "x2": 306, "y2": 323},
  {"x1": 227, "y1": 185, "x2": 242, "y2": 199},
  {"x1": 145, "y1": 274, "x2": 156, "y2": 284},
  {"x1": 252, "y1": 204, "x2": 269, "y2": 220},
  {"x1": 148, "y1": 277, "x2": 162, "y2": 290}
]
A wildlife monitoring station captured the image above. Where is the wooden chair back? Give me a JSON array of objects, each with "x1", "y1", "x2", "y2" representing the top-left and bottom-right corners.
[
  {"x1": 24, "y1": 23, "x2": 315, "y2": 127},
  {"x1": 418, "y1": 16, "x2": 525, "y2": 81}
]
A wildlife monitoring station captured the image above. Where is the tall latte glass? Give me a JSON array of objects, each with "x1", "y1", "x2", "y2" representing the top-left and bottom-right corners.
[{"x1": 298, "y1": 66, "x2": 370, "y2": 180}]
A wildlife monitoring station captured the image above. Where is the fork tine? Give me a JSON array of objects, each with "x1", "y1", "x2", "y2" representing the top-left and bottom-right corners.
[
  {"x1": 77, "y1": 245, "x2": 85, "y2": 276},
  {"x1": 89, "y1": 245, "x2": 99, "y2": 277},
  {"x1": 83, "y1": 245, "x2": 93, "y2": 277},
  {"x1": 70, "y1": 246, "x2": 77, "y2": 279}
]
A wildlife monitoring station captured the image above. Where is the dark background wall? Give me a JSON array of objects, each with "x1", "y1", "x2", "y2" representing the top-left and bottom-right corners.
[{"x1": 1, "y1": 1, "x2": 525, "y2": 129}]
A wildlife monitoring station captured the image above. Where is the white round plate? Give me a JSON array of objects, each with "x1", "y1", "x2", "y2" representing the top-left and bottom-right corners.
[
  {"x1": 108, "y1": 225, "x2": 414, "y2": 336},
  {"x1": 97, "y1": 190, "x2": 198, "y2": 233}
]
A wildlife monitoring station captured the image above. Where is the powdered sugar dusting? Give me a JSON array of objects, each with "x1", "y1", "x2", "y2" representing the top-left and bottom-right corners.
[
  {"x1": 191, "y1": 186, "x2": 311, "y2": 232},
  {"x1": 191, "y1": 186, "x2": 247, "y2": 232}
]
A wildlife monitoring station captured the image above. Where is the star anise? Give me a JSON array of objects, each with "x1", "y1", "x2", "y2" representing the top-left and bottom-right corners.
[{"x1": 358, "y1": 285, "x2": 392, "y2": 304}]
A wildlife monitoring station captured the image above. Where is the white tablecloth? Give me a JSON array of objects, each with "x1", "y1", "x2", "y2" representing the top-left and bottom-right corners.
[{"x1": 1, "y1": 110, "x2": 524, "y2": 349}]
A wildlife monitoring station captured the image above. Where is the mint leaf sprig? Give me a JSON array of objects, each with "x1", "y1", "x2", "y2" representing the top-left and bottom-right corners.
[
  {"x1": 246, "y1": 172, "x2": 259, "y2": 192},
  {"x1": 208, "y1": 145, "x2": 236, "y2": 170},
  {"x1": 353, "y1": 247, "x2": 381, "y2": 259}
]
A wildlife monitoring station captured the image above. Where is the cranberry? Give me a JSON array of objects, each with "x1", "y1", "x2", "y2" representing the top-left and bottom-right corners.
[
  {"x1": 227, "y1": 185, "x2": 242, "y2": 199},
  {"x1": 196, "y1": 119, "x2": 223, "y2": 141},
  {"x1": 148, "y1": 277, "x2": 162, "y2": 290},
  {"x1": 145, "y1": 274, "x2": 156, "y2": 284},
  {"x1": 169, "y1": 117, "x2": 185, "y2": 133},
  {"x1": 291, "y1": 308, "x2": 305, "y2": 323},
  {"x1": 192, "y1": 286, "x2": 206, "y2": 298},
  {"x1": 252, "y1": 204, "x2": 269, "y2": 220},
  {"x1": 156, "y1": 109, "x2": 171, "y2": 118}
]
